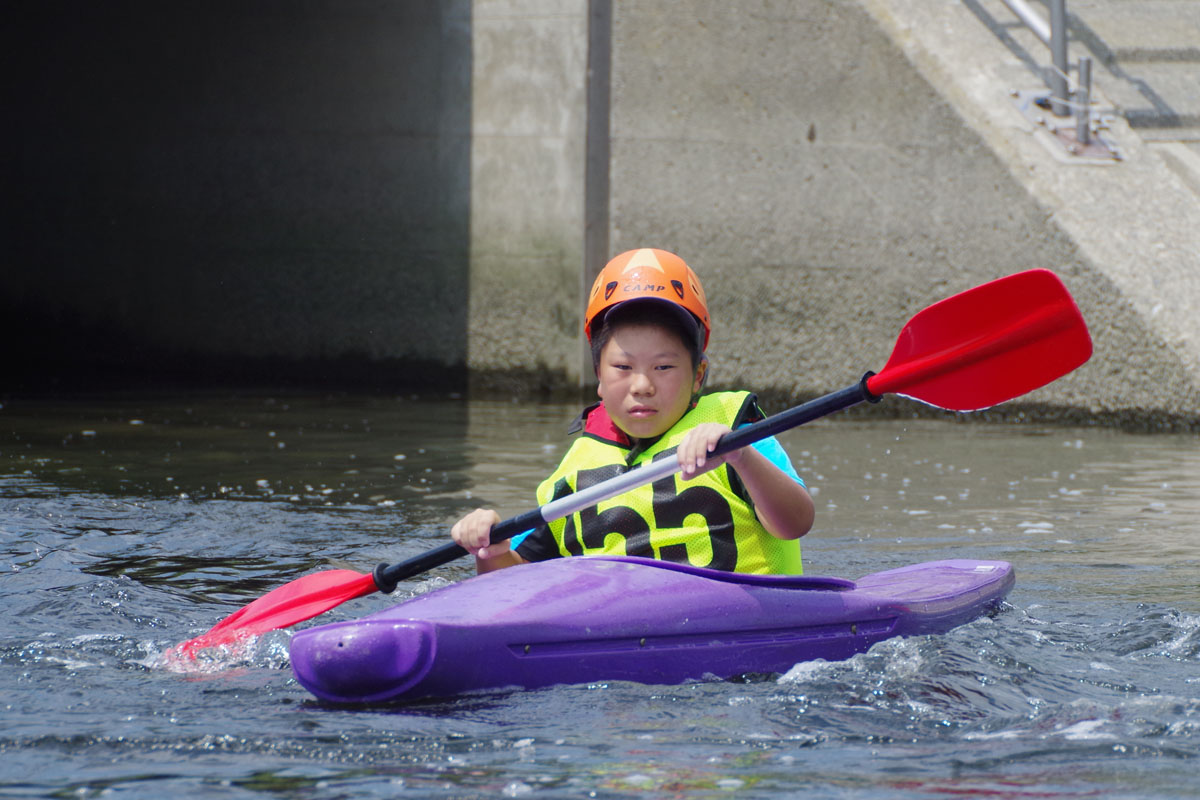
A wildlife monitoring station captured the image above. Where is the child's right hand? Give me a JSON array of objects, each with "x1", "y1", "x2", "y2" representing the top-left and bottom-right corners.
[{"x1": 450, "y1": 508, "x2": 505, "y2": 559}]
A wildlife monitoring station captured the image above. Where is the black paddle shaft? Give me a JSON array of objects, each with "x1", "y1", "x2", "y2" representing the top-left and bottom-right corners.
[
  {"x1": 371, "y1": 374, "x2": 878, "y2": 594},
  {"x1": 710, "y1": 374, "x2": 879, "y2": 457}
]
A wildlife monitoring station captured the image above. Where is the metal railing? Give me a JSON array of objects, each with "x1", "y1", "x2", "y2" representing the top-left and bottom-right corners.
[{"x1": 999, "y1": 0, "x2": 1093, "y2": 144}]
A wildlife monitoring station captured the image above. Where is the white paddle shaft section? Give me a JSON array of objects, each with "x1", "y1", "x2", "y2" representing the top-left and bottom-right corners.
[{"x1": 538, "y1": 455, "x2": 680, "y2": 523}]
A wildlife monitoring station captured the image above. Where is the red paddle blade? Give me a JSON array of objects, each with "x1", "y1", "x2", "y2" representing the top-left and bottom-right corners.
[
  {"x1": 867, "y1": 269, "x2": 1092, "y2": 411},
  {"x1": 170, "y1": 569, "x2": 378, "y2": 658}
]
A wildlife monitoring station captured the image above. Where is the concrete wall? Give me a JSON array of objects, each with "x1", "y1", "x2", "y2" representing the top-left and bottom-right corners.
[
  {"x1": 5, "y1": 0, "x2": 1198, "y2": 429},
  {"x1": 4, "y1": 1, "x2": 474, "y2": 389},
  {"x1": 466, "y1": 0, "x2": 591, "y2": 393}
]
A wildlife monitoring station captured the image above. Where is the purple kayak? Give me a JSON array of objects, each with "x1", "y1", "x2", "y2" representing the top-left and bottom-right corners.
[{"x1": 289, "y1": 556, "x2": 1014, "y2": 704}]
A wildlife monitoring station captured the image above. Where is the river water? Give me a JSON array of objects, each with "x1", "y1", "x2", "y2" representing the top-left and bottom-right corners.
[{"x1": 1, "y1": 392, "x2": 1197, "y2": 798}]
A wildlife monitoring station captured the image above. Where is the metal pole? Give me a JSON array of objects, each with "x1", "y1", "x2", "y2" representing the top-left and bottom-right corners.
[
  {"x1": 1075, "y1": 56, "x2": 1092, "y2": 145},
  {"x1": 1049, "y1": 0, "x2": 1070, "y2": 116},
  {"x1": 999, "y1": 0, "x2": 1051, "y2": 46}
]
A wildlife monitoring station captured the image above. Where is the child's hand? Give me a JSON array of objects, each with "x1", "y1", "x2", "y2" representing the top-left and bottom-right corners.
[
  {"x1": 677, "y1": 422, "x2": 740, "y2": 480},
  {"x1": 451, "y1": 508, "x2": 506, "y2": 559}
]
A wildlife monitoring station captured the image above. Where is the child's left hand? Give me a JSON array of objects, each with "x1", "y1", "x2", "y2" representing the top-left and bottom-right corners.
[{"x1": 677, "y1": 422, "x2": 742, "y2": 480}]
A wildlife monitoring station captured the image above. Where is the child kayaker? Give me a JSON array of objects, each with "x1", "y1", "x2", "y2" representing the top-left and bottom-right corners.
[{"x1": 451, "y1": 248, "x2": 814, "y2": 574}]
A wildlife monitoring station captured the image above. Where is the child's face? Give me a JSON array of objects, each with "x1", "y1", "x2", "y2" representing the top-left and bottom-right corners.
[{"x1": 596, "y1": 322, "x2": 705, "y2": 440}]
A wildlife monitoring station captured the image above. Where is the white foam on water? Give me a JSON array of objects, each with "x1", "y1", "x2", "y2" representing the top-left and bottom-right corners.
[{"x1": 1055, "y1": 719, "x2": 1116, "y2": 741}]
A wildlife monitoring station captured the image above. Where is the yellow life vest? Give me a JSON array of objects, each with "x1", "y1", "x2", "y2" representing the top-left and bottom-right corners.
[{"x1": 526, "y1": 392, "x2": 802, "y2": 574}]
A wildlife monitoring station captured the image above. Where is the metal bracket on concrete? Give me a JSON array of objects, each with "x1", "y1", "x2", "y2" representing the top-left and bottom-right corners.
[{"x1": 1011, "y1": 89, "x2": 1121, "y2": 164}]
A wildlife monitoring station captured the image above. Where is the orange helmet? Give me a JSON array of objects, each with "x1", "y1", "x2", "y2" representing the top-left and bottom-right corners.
[{"x1": 584, "y1": 248, "x2": 711, "y2": 349}]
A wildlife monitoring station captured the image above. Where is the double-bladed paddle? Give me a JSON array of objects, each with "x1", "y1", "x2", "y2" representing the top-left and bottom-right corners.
[{"x1": 171, "y1": 268, "x2": 1091, "y2": 657}]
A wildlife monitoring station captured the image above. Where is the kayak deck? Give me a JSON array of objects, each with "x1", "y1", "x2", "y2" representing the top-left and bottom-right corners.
[{"x1": 290, "y1": 556, "x2": 1014, "y2": 704}]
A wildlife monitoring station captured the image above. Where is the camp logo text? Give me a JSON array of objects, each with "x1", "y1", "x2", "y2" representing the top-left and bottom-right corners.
[{"x1": 604, "y1": 279, "x2": 688, "y2": 300}]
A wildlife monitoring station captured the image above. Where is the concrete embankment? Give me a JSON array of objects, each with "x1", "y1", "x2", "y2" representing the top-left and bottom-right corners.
[
  {"x1": 591, "y1": 0, "x2": 1200, "y2": 430},
  {"x1": 858, "y1": 0, "x2": 1200, "y2": 428}
]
